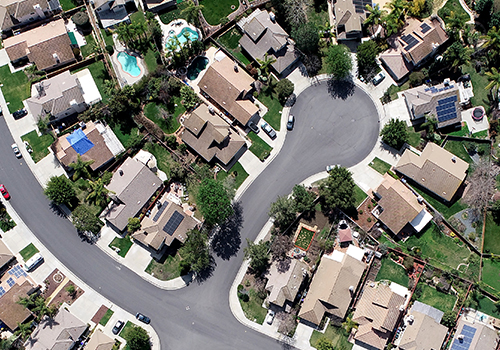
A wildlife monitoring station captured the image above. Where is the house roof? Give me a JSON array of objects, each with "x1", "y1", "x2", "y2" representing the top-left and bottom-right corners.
[
  {"x1": 4, "y1": 19, "x2": 75, "y2": 70},
  {"x1": 0, "y1": 281, "x2": 32, "y2": 330},
  {"x1": 104, "y1": 157, "x2": 161, "y2": 232},
  {"x1": 181, "y1": 104, "x2": 246, "y2": 165},
  {"x1": 85, "y1": 330, "x2": 114, "y2": 350},
  {"x1": 298, "y1": 248, "x2": 365, "y2": 325},
  {"x1": 451, "y1": 318, "x2": 499, "y2": 350},
  {"x1": 0, "y1": 239, "x2": 15, "y2": 270},
  {"x1": 334, "y1": 0, "x2": 365, "y2": 36},
  {"x1": 394, "y1": 143, "x2": 468, "y2": 202},
  {"x1": 198, "y1": 53, "x2": 258, "y2": 126},
  {"x1": 0, "y1": 0, "x2": 51, "y2": 31},
  {"x1": 265, "y1": 259, "x2": 307, "y2": 307},
  {"x1": 25, "y1": 308, "x2": 87, "y2": 350}
]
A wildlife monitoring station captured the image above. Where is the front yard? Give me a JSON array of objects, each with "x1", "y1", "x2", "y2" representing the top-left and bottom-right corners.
[
  {"x1": 247, "y1": 132, "x2": 272, "y2": 161},
  {"x1": 376, "y1": 257, "x2": 409, "y2": 287},
  {"x1": 0, "y1": 64, "x2": 31, "y2": 113},
  {"x1": 21, "y1": 130, "x2": 54, "y2": 163},
  {"x1": 239, "y1": 288, "x2": 267, "y2": 324},
  {"x1": 20, "y1": 243, "x2": 39, "y2": 261},
  {"x1": 216, "y1": 162, "x2": 249, "y2": 190},
  {"x1": 354, "y1": 185, "x2": 368, "y2": 208},
  {"x1": 369, "y1": 157, "x2": 392, "y2": 175},
  {"x1": 145, "y1": 252, "x2": 182, "y2": 281},
  {"x1": 109, "y1": 235, "x2": 133, "y2": 257},
  {"x1": 310, "y1": 323, "x2": 352, "y2": 350},
  {"x1": 416, "y1": 283, "x2": 457, "y2": 313},
  {"x1": 258, "y1": 82, "x2": 284, "y2": 131}
]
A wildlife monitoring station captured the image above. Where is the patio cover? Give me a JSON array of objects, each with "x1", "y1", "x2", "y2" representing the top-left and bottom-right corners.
[
  {"x1": 410, "y1": 209, "x2": 433, "y2": 232},
  {"x1": 66, "y1": 128, "x2": 94, "y2": 155}
]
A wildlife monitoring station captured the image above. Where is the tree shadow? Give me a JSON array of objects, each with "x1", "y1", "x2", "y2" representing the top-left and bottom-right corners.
[
  {"x1": 211, "y1": 201, "x2": 243, "y2": 260},
  {"x1": 195, "y1": 255, "x2": 216, "y2": 284},
  {"x1": 276, "y1": 257, "x2": 291, "y2": 273},
  {"x1": 49, "y1": 203, "x2": 67, "y2": 218},
  {"x1": 327, "y1": 78, "x2": 355, "y2": 100}
]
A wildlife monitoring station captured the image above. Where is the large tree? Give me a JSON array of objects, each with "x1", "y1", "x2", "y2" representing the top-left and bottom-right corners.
[
  {"x1": 319, "y1": 166, "x2": 355, "y2": 211},
  {"x1": 244, "y1": 239, "x2": 270, "y2": 274},
  {"x1": 356, "y1": 40, "x2": 379, "y2": 79},
  {"x1": 86, "y1": 178, "x2": 113, "y2": 208},
  {"x1": 463, "y1": 158, "x2": 495, "y2": 220},
  {"x1": 444, "y1": 41, "x2": 471, "y2": 72},
  {"x1": 44, "y1": 175, "x2": 76, "y2": 206},
  {"x1": 269, "y1": 195, "x2": 297, "y2": 230},
  {"x1": 380, "y1": 118, "x2": 409, "y2": 150},
  {"x1": 284, "y1": 0, "x2": 312, "y2": 27},
  {"x1": 72, "y1": 205, "x2": 104, "y2": 236},
  {"x1": 197, "y1": 178, "x2": 233, "y2": 227},
  {"x1": 123, "y1": 325, "x2": 151, "y2": 350},
  {"x1": 485, "y1": 67, "x2": 500, "y2": 94},
  {"x1": 325, "y1": 44, "x2": 352, "y2": 80},
  {"x1": 292, "y1": 184, "x2": 315, "y2": 213},
  {"x1": 68, "y1": 155, "x2": 94, "y2": 180},
  {"x1": 275, "y1": 79, "x2": 295, "y2": 104},
  {"x1": 291, "y1": 22, "x2": 320, "y2": 54},
  {"x1": 180, "y1": 0, "x2": 204, "y2": 27},
  {"x1": 179, "y1": 229, "x2": 210, "y2": 273}
]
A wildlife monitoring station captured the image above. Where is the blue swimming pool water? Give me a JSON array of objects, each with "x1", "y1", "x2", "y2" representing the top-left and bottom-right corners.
[
  {"x1": 187, "y1": 56, "x2": 209, "y2": 80},
  {"x1": 167, "y1": 27, "x2": 199, "y2": 49},
  {"x1": 117, "y1": 52, "x2": 141, "y2": 77}
]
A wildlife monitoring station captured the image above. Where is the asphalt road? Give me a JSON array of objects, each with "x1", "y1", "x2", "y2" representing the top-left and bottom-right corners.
[{"x1": 0, "y1": 80, "x2": 379, "y2": 350}]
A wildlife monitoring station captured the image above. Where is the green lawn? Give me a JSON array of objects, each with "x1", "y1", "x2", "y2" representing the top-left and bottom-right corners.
[
  {"x1": 376, "y1": 257, "x2": 409, "y2": 287},
  {"x1": 406, "y1": 126, "x2": 422, "y2": 148},
  {"x1": 483, "y1": 212, "x2": 500, "y2": 254},
  {"x1": 71, "y1": 60, "x2": 111, "y2": 102},
  {"x1": 247, "y1": 132, "x2": 272, "y2": 161},
  {"x1": 143, "y1": 142, "x2": 179, "y2": 178},
  {"x1": 448, "y1": 123, "x2": 470, "y2": 137},
  {"x1": 412, "y1": 186, "x2": 466, "y2": 220},
  {"x1": 109, "y1": 235, "x2": 133, "y2": 257},
  {"x1": 444, "y1": 141, "x2": 473, "y2": 164},
  {"x1": 99, "y1": 309, "x2": 114, "y2": 326},
  {"x1": 482, "y1": 259, "x2": 500, "y2": 291},
  {"x1": 385, "y1": 81, "x2": 410, "y2": 101},
  {"x1": 476, "y1": 295, "x2": 500, "y2": 318},
  {"x1": 59, "y1": 0, "x2": 78, "y2": 11},
  {"x1": 378, "y1": 233, "x2": 397, "y2": 249},
  {"x1": 310, "y1": 324, "x2": 352, "y2": 350},
  {"x1": 166, "y1": 96, "x2": 187, "y2": 119},
  {"x1": 113, "y1": 126, "x2": 139, "y2": 149},
  {"x1": 100, "y1": 29, "x2": 115, "y2": 47},
  {"x1": 258, "y1": 83, "x2": 283, "y2": 131},
  {"x1": 158, "y1": 1, "x2": 189, "y2": 24},
  {"x1": 295, "y1": 228, "x2": 315, "y2": 250},
  {"x1": 145, "y1": 253, "x2": 181, "y2": 281},
  {"x1": 0, "y1": 65, "x2": 31, "y2": 113},
  {"x1": 369, "y1": 157, "x2": 392, "y2": 175},
  {"x1": 438, "y1": 0, "x2": 470, "y2": 27},
  {"x1": 239, "y1": 288, "x2": 267, "y2": 324},
  {"x1": 200, "y1": 0, "x2": 239, "y2": 25},
  {"x1": 462, "y1": 64, "x2": 490, "y2": 112},
  {"x1": 472, "y1": 129, "x2": 488, "y2": 138},
  {"x1": 306, "y1": 1, "x2": 329, "y2": 28},
  {"x1": 417, "y1": 284, "x2": 457, "y2": 312},
  {"x1": 144, "y1": 102, "x2": 181, "y2": 134},
  {"x1": 217, "y1": 28, "x2": 251, "y2": 66},
  {"x1": 130, "y1": 11, "x2": 146, "y2": 25},
  {"x1": 354, "y1": 185, "x2": 367, "y2": 208},
  {"x1": 216, "y1": 162, "x2": 249, "y2": 190},
  {"x1": 20, "y1": 243, "x2": 39, "y2": 261},
  {"x1": 21, "y1": 130, "x2": 54, "y2": 163},
  {"x1": 81, "y1": 34, "x2": 96, "y2": 58},
  {"x1": 119, "y1": 321, "x2": 137, "y2": 338},
  {"x1": 144, "y1": 48, "x2": 158, "y2": 73}
]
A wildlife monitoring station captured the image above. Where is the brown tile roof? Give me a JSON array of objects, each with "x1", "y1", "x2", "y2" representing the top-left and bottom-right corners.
[
  {"x1": 85, "y1": 330, "x2": 114, "y2": 350},
  {"x1": 334, "y1": 0, "x2": 365, "y2": 36},
  {"x1": 0, "y1": 239, "x2": 15, "y2": 270},
  {"x1": 0, "y1": 281, "x2": 32, "y2": 330},
  {"x1": 265, "y1": 259, "x2": 307, "y2": 307},
  {"x1": 394, "y1": 143, "x2": 469, "y2": 202},
  {"x1": 0, "y1": 0, "x2": 50, "y2": 31}
]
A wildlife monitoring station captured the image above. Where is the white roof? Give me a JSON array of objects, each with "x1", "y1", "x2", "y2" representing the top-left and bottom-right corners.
[
  {"x1": 74, "y1": 69, "x2": 102, "y2": 105},
  {"x1": 325, "y1": 250, "x2": 345, "y2": 262},
  {"x1": 346, "y1": 244, "x2": 365, "y2": 261},
  {"x1": 214, "y1": 49, "x2": 227, "y2": 62},
  {"x1": 410, "y1": 209, "x2": 433, "y2": 232}
]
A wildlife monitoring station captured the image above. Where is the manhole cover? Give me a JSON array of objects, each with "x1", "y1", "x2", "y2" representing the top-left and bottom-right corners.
[{"x1": 53, "y1": 272, "x2": 64, "y2": 283}]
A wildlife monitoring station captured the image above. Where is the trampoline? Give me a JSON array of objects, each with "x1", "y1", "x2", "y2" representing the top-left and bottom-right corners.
[
  {"x1": 66, "y1": 129, "x2": 94, "y2": 155},
  {"x1": 472, "y1": 107, "x2": 485, "y2": 121}
]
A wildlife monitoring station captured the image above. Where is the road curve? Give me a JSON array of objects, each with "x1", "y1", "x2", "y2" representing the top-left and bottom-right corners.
[{"x1": 0, "y1": 80, "x2": 379, "y2": 350}]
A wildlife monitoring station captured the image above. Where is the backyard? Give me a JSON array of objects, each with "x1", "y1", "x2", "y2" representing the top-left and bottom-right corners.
[
  {"x1": 0, "y1": 65, "x2": 31, "y2": 113},
  {"x1": 20, "y1": 243, "x2": 39, "y2": 261},
  {"x1": 145, "y1": 252, "x2": 181, "y2": 281},
  {"x1": 59, "y1": 0, "x2": 78, "y2": 11},
  {"x1": 369, "y1": 157, "x2": 392, "y2": 175},
  {"x1": 101, "y1": 29, "x2": 115, "y2": 47},
  {"x1": 109, "y1": 235, "x2": 133, "y2": 258},
  {"x1": 143, "y1": 141, "x2": 180, "y2": 178},
  {"x1": 310, "y1": 324, "x2": 352, "y2": 350},
  {"x1": 462, "y1": 64, "x2": 490, "y2": 112},
  {"x1": 71, "y1": 60, "x2": 111, "y2": 102},
  {"x1": 247, "y1": 132, "x2": 272, "y2": 161},
  {"x1": 200, "y1": 0, "x2": 239, "y2": 26},
  {"x1": 438, "y1": 0, "x2": 469, "y2": 26},
  {"x1": 475, "y1": 294, "x2": 500, "y2": 318},
  {"x1": 295, "y1": 227, "x2": 316, "y2": 250},
  {"x1": 413, "y1": 186, "x2": 466, "y2": 220},
  {"x1": 217, "y1": 28, "x2": 251, "y2": 66},
  {"x1": 376, "y1": 257, "x2": 409, "y2": 287},
  {"x1": 416, "y1": 283, "x2": 457, "y2": 313},
  {"x1": 81, "y1": 34, "x2": 96, "y2": 58},
  {"x1": 144, "y1": 102, "x2": 181, "y2": 134},
  {"x1": 216, "y1": 162, "x2": 249, "y2": 190},
  {"x1": 443, "y1": 140, "x2": 473, "y2": 164},
  {"x1": 483, "y1": 213, "x2": 500, "y2": 254},
  {"x1": 481, "y1": 259, "x2": 500, "y2": 291},
  {"x1": 21, "y1": 131, "x2": 54, "y2": 163},
  {"x1": 158, "y1": 1, "x2": 188, "y2": 24}
]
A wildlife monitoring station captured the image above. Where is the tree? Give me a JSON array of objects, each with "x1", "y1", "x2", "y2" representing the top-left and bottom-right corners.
[
  {"x1": 179, "y1": 229, "x2": 210, "y2": 273},
  {"x1": 463, "y1": 158, "x2": 495, "y2": 220},
  {"x1": 356, "y1": 40, "x2": 379, "y2": 78},
  {"x1": 32, "y1": 296, "x2": 56, "y2": 321},
  {"x1": 403, "y1": 256, "x2": 414, "y2": 271},
  {"x1": 292, "y1": 184, "x2": 315, "y2": 213},
  {"x1": 128, "y1": 217, "x2": 141, "y2": 233},
  {"x1": 445, "y1": 11, "x2": 468, "y2": 38},
  {"x1": 181, "y1": 0, "x2": 204, "y2": 27},
  {"x1": 481, "y1": 26, "x2": 500, "y2": 61},
  {"x1": 277, "y1": 311, "x2": 296, "y2": 336},
  {"x1": 408, "y1": 71, "x2": 425, "y2": 87},
  {"x1": 180, "y1": 85, "x2": 199, "y2": 110},
  {"x1": 15, "y1": 322, "x2": 32, "y2": 340},
  {"x1": 342, "y1": 313, "x2": 359, "y2": 333},
  {"x1": 380, "y1": 118, "x2": 409, "y2": 150},
  {"x1": 244, "y1": 239, "x2": 270, "y2": 274},
  {"x1": 123, "y1": 325, "x2": 151, "y2": 350},
  {"x1": 44, "y1": 175, "x2": 76, "y2": 205},
  {"x1": 319, "y1": 166, "x2": 355, "y2": 211},
  {"x1": 36, "y1": 114, "x2": 50, "y2": 134},
  {"x1": 316, "y1": 337, "x2": 334, "y2": 350},
  {"x1": 269, "y1": 195, "x2": 296, "y2": 230},
  {"x1": 197, "y1": 178, "x2": 233, "y2": 227},
  {"x1": 485, "y1": 67, "x2": 500, "y2": 94},
  {"x1": 325, "y1": 44, "x2": 352, "y2": 80},
  {"x1": 409, "y1": 0, "x2": 426, "y2": 17},
  {"x1": 275, "y1": 79, "x2": 295, "y2": 104},
  {"x1": 284, "y1": 0, "x2": 312, "y2": 27},
  {"x1": 441, "y1": 311, "x2": 456, "y2": 327},
  {"x1": 365, "y1": 4, "x2": 386, "y2": 28},
  {"x1": 444, "y1": 41, "x2": 471, "y2": 72},
  {"x1": 0, "y1": 336, "x2": 15, "y2": 350},
  {"x1": 256, "y1": 53, "x2": 277, "y2": 77},
  {"x1": 491, "y1": 200, "x2": 500, "y2": 223},
  {"x1": 86, "y1": 178, "x2": 113, "y2": 208},
  {"x1": 66, "y1": 284, "x2": 76, "y2": 297},
  {"x1": 72, "y1": 12, "x2": 89, "y2": 27},
  {"x1": 304, "y1": 54, "x2": 322, "y2": 76},
  {"x1": 291, "y1": 22, "x2": 320, "y2": 54},
  {"x1": 384, "y1": 0, "x2": 408, "y2": 27},
  {"x1": 68, "y1": 155, "x2": 94, "y2": 180},
  {"x1": 72, "y1": 205, "x2": 104, "y2": 236},
  {"x1": 270, "y1": 234, "x2": 293, "y2": 261}
]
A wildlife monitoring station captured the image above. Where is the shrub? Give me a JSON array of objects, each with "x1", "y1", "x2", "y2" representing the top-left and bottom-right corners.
[
  {"x1": 178, "y1": 260, "x2": 191, "y2": 275},
  {"x1": 73, "y1": 47, "x2": 81, "y2": 57},
  {"x1": 367, "y1": 217, "x2": 372, "y2": 222},
  {"x1": 409, "y1": 71, "x2": 425, "y2": 87},
  {"x1": 275, "y1": 79, "x2": 294, "y2": 104},
  {"x1": 238, "y1": 292, "x2": 249, "y2": 302},
  {"x1": 105, "y1": 45, "x2": 114, "y2": 55},
  {"x1": 72, "y1": 12, "x2": 89, "y2": 27}
]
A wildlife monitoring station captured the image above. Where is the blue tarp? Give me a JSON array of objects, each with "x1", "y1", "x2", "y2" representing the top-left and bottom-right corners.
[{"x1": 66, "y1": 128, "x2": 94, "y2": 155}]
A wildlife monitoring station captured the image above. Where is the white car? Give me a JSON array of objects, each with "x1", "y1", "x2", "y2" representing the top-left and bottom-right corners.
[
  {"x1": 266, "y1": 310, "x2": 275, "y2": 325},
  {"x1": 372, "y1": 72, "x2": 386, "y2": 86},
  {"x1": 326, "y1": 164, "x2": 340, "y2": 172},
  {"x1": 11, "y1": 143, "x2": 21, "y2": 158}
]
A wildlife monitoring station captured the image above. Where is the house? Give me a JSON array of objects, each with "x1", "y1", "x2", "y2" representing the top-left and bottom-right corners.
[
  {"x1": 143, "y1": 0, "x2": 175, "y2": 13},
  {"x1": 85, "y1": 329, "x2": 115, "y2": 350},
  {"x1": 198, "y1": 51, "x2": 259, "y2": 126},
  {"x1": 380, "y1": 18, "x2": 448, "y2": 82},
  {"x1": 333, "y1": 0, "x2": 370, "y2": 40},
  {"x1": 298, "y1": 245, "x2": 366, "y2": 326},
  {"x1": 394, "y1": 142, "x2": 469, "y2": 203},
  {"x1": 265, "y1": 259, "x2": 308, "y2": 309},
  {"x1": 104, "y1": 157, "x2": 162, "y2": 232},
  {"x1": 4, "y1": 19, "x2": 75, "y2": 71},
  {"x1": 0, "y1": 281, "x2": 33, "y2": 331},
  {"x1": 27, "y1": 69, "x2": 102, "y2": 121},
  {"x1": 237, "y1": 9, "x2": 299, "y2": 75},
  {"x1": 181, "y1": 104, "x2": 247, "y2": 166},
  {"x1": 52, "y1": 121, "x2": 124, "y2": 172},
  {"x1": 0, "y1": 240, "x2": 15, "y2": 272},
  {"x1": 396, "y1": 301, "x2": 448, "y2": 350},
  {"x1": 92, "y1": 0, "x2": 130, "y2": 29},
  {"x1": 373, "y1": 174, "x2": 432, "y2": 236},
  {"x1": 0, "y1": 0, "x2": 61, "y2": 34},
  {"x1": 450, "y1": 316, "x2": 499, "y2": 350},
  {"x1": 403, "y1": 79, "x2": 462, "y2": 128},
  {"x1": 352, "y1": 282, "x2": 408, "y2": 350},
  {"x1": 25, "y1": 308, "x2": 87, "y2": 350},
  {"x1": 132, "y1": 200, "x2": 198, "y2": 251}
]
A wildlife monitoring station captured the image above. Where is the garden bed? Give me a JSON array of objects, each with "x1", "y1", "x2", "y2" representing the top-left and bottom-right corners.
[{"x1": 294, "y1": 226, "x2": 316, "y2": 251}]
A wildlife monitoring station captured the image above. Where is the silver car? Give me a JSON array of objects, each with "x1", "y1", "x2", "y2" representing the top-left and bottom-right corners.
[
  {"x1": 11, "y1": 143, "x2": 21, "y2": 158},
  {"x1": 261, "y1": 122, "x2": 277, "y2": 139}
]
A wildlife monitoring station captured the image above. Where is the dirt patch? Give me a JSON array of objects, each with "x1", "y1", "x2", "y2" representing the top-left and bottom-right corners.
[
  {"x1": 91, "y1": 305, "x2": 109, "y2": 324},
  {"x1": 43, "y1": 269, "x2": 66, "y2": 298},
  {"x1": 351, "y1": 198, "x2": 376, "y2": 232},
  {"x1": 48, "y1": 280, "x2": 84, "y2": 308},
  {"x1": 301, "y1": 210, "x2": 330, "y2": 231}
]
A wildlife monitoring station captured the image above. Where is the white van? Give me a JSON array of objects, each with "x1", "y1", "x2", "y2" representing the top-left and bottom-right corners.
[{"x1": 24, "y1": 253, "x2": 44, "y2": 271}]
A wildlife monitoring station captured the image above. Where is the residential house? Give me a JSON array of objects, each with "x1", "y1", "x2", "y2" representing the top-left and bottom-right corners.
[
  {"x1": 298, "y1": 245, "x2": 366, "y2": 326},
  {"x1": 380, "y1": 18, "x2": 448, "y2": 82},
  {"x1": 85, "y1": 329, "x2": 115, "y2": 350},
  {"x1": 4, "y1": 19, "x2": 75, "y2": 71},
  {"x1": 104, "y1": 157, "x2": 162, "y2": 232},
  {"x1": 0, "y1": 0, "x2": 61, "y2": 34},
  {"x1": 52, "y1": 121, "x2": 124, "y2": 173},
  {"x1": 182, "y1": 104, "x2": 247, "y2": 166},
  {"x1": 0, "y1": 281, "x2": 33, "y2": 331},
  {"x1": 265, "y1": 259, "x2": 308, "y2": 309},
  {"x1": 403, "y1": 79, "x2": 462, "y2": 129},
  {"x1": 198, "y1": 51, "x2": 259, "y2": 126},
  {"x1": 0, "y1": 240, "x2": 15, "y2": 272},
  {"x1": 352, "y1": 282, "x2": 408, "y2": 350},
  {"x1": 27, "y1": 69, "x2": 102, "y2": 121},
  {"x1": 142, "y1": 0, "x2": 175, "y2": 13},
  {"x1": 92, "y1": 0, "x2": 130, "y2": 29},
  {"x1": 25, "y1": 308, "x2": 87, "y2": 350},
  {"x1": 450, "y1": 316, "x2": 499, "y2": 350},
  {"x1": 396, "y1": 301, "x2": 448, "y2": 350},
  {"x1": 132, "y1": 200, "x2": 198, "y2": 251},
  {"x1": 332, "y1": 0, "x2": 370, "y2": 40},
  {"x1": 394, "y1": 142, "x2": 469, "y2": 203},
  {"x1": 373, "y1": 174, "x2": 432, "y2": 236},
  {"x1": 237, "y1": 9, "x2": 299, "y2": 75}
]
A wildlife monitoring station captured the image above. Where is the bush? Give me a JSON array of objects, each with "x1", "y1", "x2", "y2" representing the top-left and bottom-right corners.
[
  {"x1": 275, "y1": 79, "x2": 294, "y2": 104},
  {"x1": 178, "y1": 260, "x2": 191, "y2": 275},
  {"x1": 409, "y1": 71, "x2": 425, "y2": 87},
  {"x1": 380, "y1": 119, "x2": 409, "y2": 150},
  {"x1": 238, "y1": 292, "x2": 249, "y2": 302},
  {"x1": 291, "y1": 22, "x2": 320, "y2": 54},
  {"x1": 72, "y1": 12, "x2": 89, "y2": 27},
  {"x1": 106, "y1": 45, "x2": 114, "y2": 55},
  {"x1": 73, "y1": 47, "x2": 81, "y2": 57}
]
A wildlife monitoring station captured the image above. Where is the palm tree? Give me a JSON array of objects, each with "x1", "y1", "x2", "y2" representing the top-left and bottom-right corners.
[
  {"x1": 32, "y1": 297, "x2": 50, "y2": 321},
  {"x1": 482, "y1": 26, "x2": 500, "y2": 63},
  {"x1": 485, "y1": 67, "x2": 500, "y2": 94},
  {"x1": 17, "y1": 295, "x2": 35, "y2": 309},
  {"x1": 103, "y1": 80, "x2": 117, "y2": 97},
  {"x1": 342, "y1": 314, "x2": 358, "y2": 334},
  {"x1": 444, "y1": 41, "x2": 472, "y2": 72},
  {"x1": 256, "y1": 53, "x2": 277, "y2": 76},
  {"x1": 384, "y1": 0, "x2": 408, "y2": 28},
  {"x1": 69, "y1": 155, "x2": 95, "y2": 180},
  {"x1": 181, "y1": 0, "x2": 204, "y2": 27},
  {"x1": 446, "y1": 11, "x2": 467, "y2": 38},
  {"x1": 15, "y1": 322, "x2": 32, "y2": 341},
  {"x1": 182, "y1": 30, "x2": 192, "y2": 49},
  {"x1": 86, "y1": 178, "x2": 114, "y2": 208},
  {"x1": 116, "y1": 23, "x2": 133, "y2": 46},
  {"x1": 384, "y1": 15, "x2": 400, "y2": 37},
  {"x1": 364, "y1": 4, "x2": 386, "y2": 27}
]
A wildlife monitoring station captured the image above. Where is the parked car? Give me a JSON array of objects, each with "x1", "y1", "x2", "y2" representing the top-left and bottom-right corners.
[
  {"x1": 0, "y1": 106, "x2": 3, "y2": 115},
  {"x1": 261, "y1": 122, "x2": 277, "y2": 140},
  {"x1": 266, "y1": 310, "x2": 275, "y2": 325},
  {"x1": 112, "y1": 320, "x2": 124, "y2": 335},
  {"x1": 285, "y1": 93, "x2": 296, "y2": 107},
  {"x1": 287, "y1": 115, "x2": 295, "y2": 130},
  {"x1": 136, "y1": 313, "x2": 151, "y2": 324},
  {"x1": 248, "y1": 121, "x2": 259, "y2": 134},
  {"x1": 24, "y1": 253, "x2": 44, "y2": 271},
  {"x1": 11, "y1": 143, "x2": 21, "y2": 158},
  {"x1": 12, "y1": 108, "x2": 27, "y2": 120},
  {"x1": 0, "y1": 184, "x2": 10, "y2": 200},
  {"x1": 326, "y1": 164, "x2": 340, "y2": 172},
  {"x1": 372, "y1": 72, "x2": 385, "y2": 86}
]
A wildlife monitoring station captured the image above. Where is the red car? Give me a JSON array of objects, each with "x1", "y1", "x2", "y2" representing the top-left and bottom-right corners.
[{"x1": 0, "y1": 184, "x2": 10, "y2": 200}]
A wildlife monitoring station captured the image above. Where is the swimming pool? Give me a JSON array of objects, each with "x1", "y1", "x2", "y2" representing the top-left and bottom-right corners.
[
  {"x1": 117, "y1": 52, "x2": 141, "y2": 77},
  {"x1": 187, "y1": 56, "x2": 209, "y2": 80},
  {"x1": 167, "y1": 27, "x2": 199, "y2": 48}
]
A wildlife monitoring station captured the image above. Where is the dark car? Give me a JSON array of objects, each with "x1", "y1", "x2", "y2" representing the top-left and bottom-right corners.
[
  {"x1": 0, "y1": 184, "x2": 10, "y2": 200},
  {"x1": 286, "y1": 115, "x2": 295, "y2": 130},
  {"x1": 248, "y1": 121, "x2": 259, "y2": 134},
  {"x1": 112, "y1": 320, "x2": 124, "y2": 335},
  {"x1": 261, "y1": 121, "x2": 277, "y2": 140},
  {"x1": 136, "y1": 313, "x2": 151, "y2": 324},
  {"x1": 12, "y1": 108, "x2": 27, "y2": 120}
]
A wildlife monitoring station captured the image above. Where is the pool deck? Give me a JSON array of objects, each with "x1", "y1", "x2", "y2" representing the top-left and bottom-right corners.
[
  {"x1": 111, "y1": 33, "x2": 146, "y2": 87},
  {"x1": 159, "y1": 17, "x2": 202, "y2": 51},
  {"x1": 189, "y1": 46, "x2": 218, "y2": 93}
]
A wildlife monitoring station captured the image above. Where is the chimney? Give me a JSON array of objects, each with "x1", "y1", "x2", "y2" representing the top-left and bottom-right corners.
[
  {"x1": 33, "y1": 4, "x2": 45, "y2": 19},
  {"x1": 452, "y1": 156, "x2": 457, "y2": 163}
]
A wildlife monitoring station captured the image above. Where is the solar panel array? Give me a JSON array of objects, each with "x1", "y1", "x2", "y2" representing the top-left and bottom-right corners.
[
  {"x1": 353, "y1": 0, "x2": 371, "y2": 13},
  {"x1": 8, "y1": 265, "x2": 27, "y2": 278},
  {"x1": 420, "y1": 23, "x2": 431, "y2": 33},
  {"x1": 0, "y1": 287, "x2": 5, "y2": 298},
  {"x1": 402, "y1": 34, "x2": 419, "y2": 50},
  {"x1": 436, "y1": 95, "x2": 458, "y2": 123},
  {"x1": 163, "y1": 211, "x2": 184, "y2": 236},
  {"x1": 6, "y1": 278, "x2": 15, "y2": 287},
  {"x1": 153, "y1": 201, "x2": 169, "y2": 222},
  {"x1": 450, "y1": 325, "x2": 476, "y2": 350}
]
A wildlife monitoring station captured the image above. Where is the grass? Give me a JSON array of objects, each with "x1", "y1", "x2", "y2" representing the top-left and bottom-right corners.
[
  {"x1": 369, "y1": 157, "x2": 392, "y2": 175},
  {"x1": 406, "y1": 126, "x2": 422, "y2": 148},
  {"x1": 21, "y1": 130, "x2": 54, "y2": 163},
  {"x1": 20, "y1": 243, "x2": 39, "y2": 261},
  {"x1": 354, "y1": 185, "x2": 367, "y2": 208},
  {"x1": 306, "y1": 1, "x2": 329, "y2": 28},
  {"x1": 99, "y1": 309, "x2": 114, "y2": 326},
  {"x1": 310, "y1": 324, "x2": 352, "y2": 350},
  {"x1": 482, "y1": 259, "x2": 500, "y2": 291},
  {"x1": 217, "y1": 28, "x2": 252, "y2": 66},
  {"x1": 476, "y1": 294, "x2": 500, "y2": 318},
  {"x1": 59, "y1": 0, "x2": 78, "y2": 10},
  {"x1": 113, "y1": 125, "x2": 138, "y2": 149},
  {"x1": 444, "y1": 141, "x2": 473, "y2": 164},
  {"x1": 438, "y1": 0, "x2": 470, "y2": 27},
  {"x1": 247, "y1": 132, "x2": 272, "y2": 161},
  {"x1": 81, "y1": 34, "x2": 96, "y2": 58},
  {"x1": 0, "y1": 65, "x2": 31, "y2": 113},
  {"x1": 462, "y1": 64, "x2": 490, "y2": 112},
  {"x1": 483, "y1": 212, "x2": 500, "y2": 254},
  {"x1": 143, "y1": 142, "x2": 179, "y2": 178},
  {"x1": 145, "y1": 253, "x2": 181, "y2": 281},
  {"x1": 109, "y1": 235, "x2": 133, "y2": 258},
  {"x1": 130, "y1": 11, "x2": 147, "y2": 25},
  {"x1": 376, "y1": 257, "x2": 409, "y2": 287},
  {"x1": 416, "y1": 284, "x2": 457, "y2": 312},
  {"x1": 448, "y1": 123, "x2": 470, "y2": 137},
  {"x1": 100, "y1": 29, "x2": 115, "y2": 47},
  {"x1": 144, "y1": 102, "x2": 180, "y2": 134},
  {"x1": 295, "y1": 228, "x2": 315, "y2": 250},
  {"x1": 167, "y1": 96, "x2": 186, "y2": 119},
  {"x1": 158, "y1": 1, "x2": 189, "y2": 24},
  {"x1": 472, "y1": 129, "x2": 488, "y2": 138},
  {"x1": 119, "y1": 321, "x2": 137, "y2": 339},
  {"x1": 412, "y1": 186, "x2": 466, "y2": 220},
  {"x1": 71, "y1": 60, "x2": 111, "y2": 102},
  {"x1": 144, "y1": 48, "x2": 158, "y2": 73},
  {"x1": 385, "y1": 81, "x2": 410, "y2": 101},
  {"x1": 239, "y1": 288, "x2": 267, "y2": 324},
  {"x1": 258, "y1": 82, "x2": 283, "y2": 131},
  {"x1": 199, "y1": 0, "x2": 239, "y2": 26},
  {"x1": 378, "y1": 233, "x2": 397, "y2": 249},
  {"x1": 216, "y1": 162, "x2": 249, "y2": 190}
]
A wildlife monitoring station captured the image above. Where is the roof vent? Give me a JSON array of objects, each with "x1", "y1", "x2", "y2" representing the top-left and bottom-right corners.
[
  {"x1": 119, "y1": 170, "x2": 124, "y2": 176},
  {"x1": 349, "y1": 286, "x2": 354, "y2": 292},
  {"x1": 458, "y1": 334, "x2": 464, "y2": 342},
  {"x1": 452, "y1": 156, "x2": 457, "y2": 163},
  {"x1": 53, "y1": 53, "x2": 60, "y2": 64}
]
